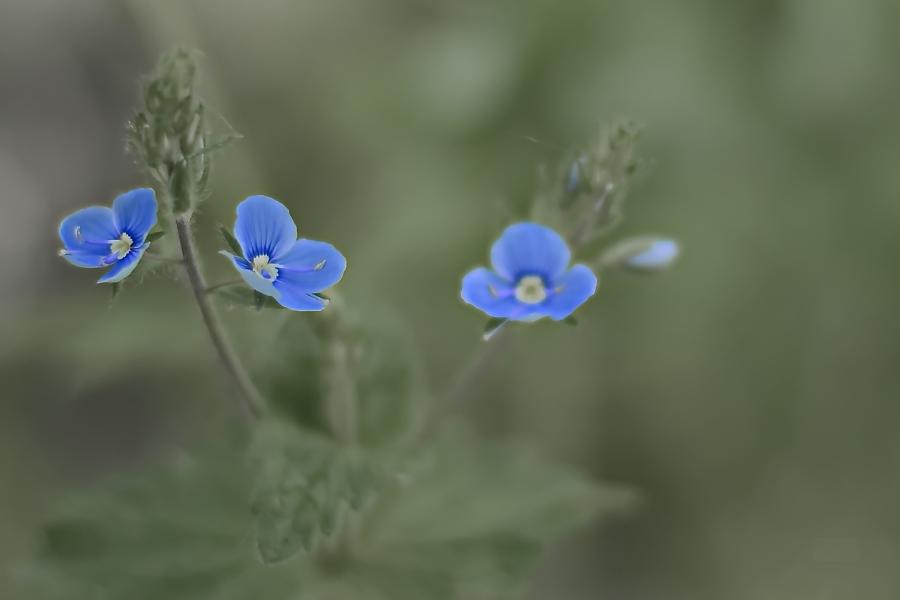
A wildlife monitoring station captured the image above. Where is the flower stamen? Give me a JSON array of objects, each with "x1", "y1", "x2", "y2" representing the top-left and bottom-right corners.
[
  {"x1": 514, "y1": 275, "x2": 547, "y2": 304},
  {"x1": 252, "y1": 254, "x2": 280, "y2": 281},
  {"x1": 108, "y1": 232, "x2": 134, "y2": 260}
]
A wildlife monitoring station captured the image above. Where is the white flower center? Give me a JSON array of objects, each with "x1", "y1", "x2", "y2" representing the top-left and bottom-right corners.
[
  {"x1": 109, "y1": 233, "x2": 133, "y2": 260},
  {"x1": 252, "y1": 254, "x2": 280, "y2": 280},
  {"x1": 514, "y1": 275, "x2": 547, "y2": 304}
]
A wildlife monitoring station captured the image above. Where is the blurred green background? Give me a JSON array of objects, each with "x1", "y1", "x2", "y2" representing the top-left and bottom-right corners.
[{"x1": 3, "y1": 0, "x2": 900, "y2": 598}]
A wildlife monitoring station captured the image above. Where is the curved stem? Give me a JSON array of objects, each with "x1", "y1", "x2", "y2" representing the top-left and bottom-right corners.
[
  {"x1": 435, "y1": 326, "x2": 512, "y2": 431},
  {"x1": 175, "y1": 215, "x2": 265, "y2": 420}
]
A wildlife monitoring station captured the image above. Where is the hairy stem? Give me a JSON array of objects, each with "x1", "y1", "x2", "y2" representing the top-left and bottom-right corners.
[
  {"x1": 175, "y1": 215, "x2": 265, "y2": 420},
  {"x1": 437, "y1": 326, "x2": 512, "y2": 428}
]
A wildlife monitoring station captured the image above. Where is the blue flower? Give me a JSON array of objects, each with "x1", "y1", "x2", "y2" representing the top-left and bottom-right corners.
[
  {"x1": 624, "y1": 239, "x2": 680, "y2": 270},
  {"x1": 461, "y1": 222, "x2": 597, "y2": 322},
  {"x1": 58, "y1": 188, "x2": 158, "y2": 284},
  {"x1": 221, "y1": 195, "x2": 346, "y2": 311}
]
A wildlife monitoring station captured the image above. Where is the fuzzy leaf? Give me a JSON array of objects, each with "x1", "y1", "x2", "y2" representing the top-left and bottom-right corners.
[
  {"x1": 355, "y1": 425, "x2": 637, "y2": 597},
  {"x1": 29, "y1": 440, "x2": 305, "y2": 600},
  {"x1": 250, "y1": 420, "x2": 378, "y2": 564}
]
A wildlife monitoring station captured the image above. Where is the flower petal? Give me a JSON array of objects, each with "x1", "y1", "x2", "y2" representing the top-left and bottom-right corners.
[
  {"x1": 490, "y1": 222, "x2": 571, "y2": 281},
  {"x1": 59, "y1": 206, "x2": 118, "y2": 251},
  {"x1": 112, "y1": 188, "x2": 158, "y2": 240},
  {"x1": 96, "y1": 245, "x2": 149, "y2": 284},
  {"x1": 234, "y1": 195, "x2": 297, "y2": 261},
  {"x1": 276, "y1": 239, "x2": 347, "y2": 292},
  {"x1": 541, "y1": 264, "x2": 597, "y2": 320},
  {"x1": 220, "y1": 251, "x2": 280, "y2": 299},
  {"x1": 273, "y1": 286, "x2": 328, "y2": 312},
  {"x1": 460, "y1": 267, "x2": 521, "y2": 319},
  {"x1": 60, "y1": 250, "x2": 108, "y2": 268}
]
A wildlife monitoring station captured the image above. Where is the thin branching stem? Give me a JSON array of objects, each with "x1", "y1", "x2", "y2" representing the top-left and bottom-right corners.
[
  {"x1": 175, "y1": 215, "x2": 265, "y2": 420},
  {"x1": 442, "y1": 326, "x2": 512, "y2": 419},
  {"x1": 204, "y1": 279, "x2": 242, "y2": 295}
]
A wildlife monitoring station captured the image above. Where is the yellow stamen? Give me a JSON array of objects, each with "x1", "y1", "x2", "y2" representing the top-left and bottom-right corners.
[
  {"x1": 515, "y1": 275, "x2": 547, "y2": 304},
  {"x1": 109, "y1": 233, "x2": 133, "y2": 259},
  {"x1": 252, "y1": 255, "x2": 280, "y2": 280}
]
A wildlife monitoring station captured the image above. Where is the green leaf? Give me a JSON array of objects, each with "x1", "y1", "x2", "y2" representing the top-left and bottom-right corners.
[
  {"x1": 219, "y1": 224, "x2": 243, "y2": 255},
  {"x1": 250, "y1": 420, "x2": 378, "y2": 564},
  {"x1": 258, "y1": 306, "x2": 428, "y2": 447},
  {"x1": 30, "y1": 439, "x2": 308, "y2": 600},
  {"x1": 355, "y1": 425, "x2": 638, "y2": 597},
  {"x1": 563, "y1": 315, "x2": 578, "y2": 326},
  {"x1": 145, "y1": 230, "x2": 166, "y2": 243}
]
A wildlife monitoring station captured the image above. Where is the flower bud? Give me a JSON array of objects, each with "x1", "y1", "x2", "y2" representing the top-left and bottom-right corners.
[
  {"x1": 128, "y1": 49, "x2": 209, "y2": 215},
  {"x1": 600, "y1": 237, "x2": 680, "y2": 271}
]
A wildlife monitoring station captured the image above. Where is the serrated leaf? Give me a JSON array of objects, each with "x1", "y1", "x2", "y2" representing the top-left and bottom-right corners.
[
  {"x1": 219, "y1": 224, "x2": 243, "y2": 255},
  {"x1": 354, "y1": 425, "x2": 637, "y2": 597},
  {"x1": 145, "y1": 230, "x2": 166, "y2": 243},
  {"x1": 29, "y1": 439, "x2": 310, "y2": 600},
  {"x1": 250, "y1": 420, "x2": 378, "y2": 564}
]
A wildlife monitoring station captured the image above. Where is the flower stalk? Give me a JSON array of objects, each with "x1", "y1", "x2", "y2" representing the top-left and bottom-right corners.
[{"x1": 175, "y1": 215, "x2": 265, "y2": 420}]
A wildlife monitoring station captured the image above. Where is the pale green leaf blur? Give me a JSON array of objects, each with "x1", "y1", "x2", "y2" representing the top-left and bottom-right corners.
[{"x1": 2, "y1": 0, "x2": 900, "y2": 598}]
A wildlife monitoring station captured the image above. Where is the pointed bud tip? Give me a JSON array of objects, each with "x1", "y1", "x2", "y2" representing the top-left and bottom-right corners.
[{"x1": 624, "y1": 239, "x2": 680, "y2": 270}]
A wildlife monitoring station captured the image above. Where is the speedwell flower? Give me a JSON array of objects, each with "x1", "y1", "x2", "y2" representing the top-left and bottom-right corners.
[
  {"x1": 220, "y1": 195, "x2": 346, "y2": 311},
  {"x1": 461, "y1": 222, "x2": 597, "y2": 321},
  {"x1": 57, "y1": 188, "x2": 158, "y2": 283}
]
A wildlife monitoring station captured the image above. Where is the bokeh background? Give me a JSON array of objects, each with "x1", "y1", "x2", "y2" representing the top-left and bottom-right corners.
[{"x1": 3, "y1": 1, "x2": 900, "y2": 598}]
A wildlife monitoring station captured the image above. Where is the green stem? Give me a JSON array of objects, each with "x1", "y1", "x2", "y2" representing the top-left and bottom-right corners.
[
  {"x1": 204, "y1": 279, "x2": 242, "y2": 295},
  {"x1": 325, "y1": 339, "x2": 358, "y2": 443},
  {"x1": 174, "y1": 215, "x2": 265, "y2": 420}
]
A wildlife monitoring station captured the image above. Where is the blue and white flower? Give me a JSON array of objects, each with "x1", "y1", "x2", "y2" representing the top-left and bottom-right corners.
[
  {"x1": 58, "y1": 188, "x2": 158, "y2": 283},
  {"x1": 221, "y1": 195, "x2": 346, "y2": 311},
  {"x1": 461, "y1": 222, "x2": 597, "y2": 322}
]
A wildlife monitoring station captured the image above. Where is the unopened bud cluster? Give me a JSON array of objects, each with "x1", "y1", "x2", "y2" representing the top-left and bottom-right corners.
[{"x1": 127, "y1": 49, "x2": 209, "y2": 215}]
